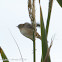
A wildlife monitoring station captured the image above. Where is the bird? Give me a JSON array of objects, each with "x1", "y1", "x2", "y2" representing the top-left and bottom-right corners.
[{"x1": 17, "y1": 22, "x2": 41, "y2": 41}]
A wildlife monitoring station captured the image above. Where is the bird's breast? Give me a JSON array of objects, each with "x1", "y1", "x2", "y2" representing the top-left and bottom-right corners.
[{"x1": 20, "y1": 28, "x2": 33, "y2": 40}]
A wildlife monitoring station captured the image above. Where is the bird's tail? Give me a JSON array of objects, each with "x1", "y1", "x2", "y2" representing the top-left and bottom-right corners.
[{"x1": 36, "y1": 32, "x2": 41, "y2": 40}]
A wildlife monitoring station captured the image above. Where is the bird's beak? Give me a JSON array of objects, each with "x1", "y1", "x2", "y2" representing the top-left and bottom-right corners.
[{"x1": 16, "y1": 26, "x2": 18, "y2": 28}]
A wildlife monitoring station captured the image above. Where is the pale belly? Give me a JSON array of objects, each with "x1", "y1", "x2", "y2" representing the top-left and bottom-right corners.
[{"x1": 20, "y1": 28, "x2": 33, "y2": 40}]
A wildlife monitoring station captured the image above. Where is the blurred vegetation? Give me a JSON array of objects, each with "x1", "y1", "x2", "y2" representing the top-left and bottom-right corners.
[
  {"x1": 0, "y1": 47, "x2": 9, "y2": 62},
  {"x1": 57, "y1": 0, "x2": 62, "y2": 7}
]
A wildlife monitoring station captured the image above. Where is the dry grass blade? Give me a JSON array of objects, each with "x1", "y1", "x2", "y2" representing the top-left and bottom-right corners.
[
  {"x1": 44, "y1": 39, "x2": 53, "y2": 62},
  {"x1": 8, "y1": 29, "x2": 24, "y2": 62},
  {"x1": 28, "y1": 0, "x2": 33, "y2": 22},
  {"x1": 28, "y1": 0, "x2": 36, "y2": 26},
  {"x1": 32, "y1": 0, "x2": 35, "y2": 22}
]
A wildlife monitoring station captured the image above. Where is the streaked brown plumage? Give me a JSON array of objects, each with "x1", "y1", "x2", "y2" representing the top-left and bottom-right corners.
[{"x1": 17, "y1": 23, "x2": 41, "y2": 41}]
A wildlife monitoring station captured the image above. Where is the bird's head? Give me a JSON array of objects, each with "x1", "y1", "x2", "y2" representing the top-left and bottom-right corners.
[{"x1": 17, "y1": 24, "x2": 24, "y2": 29}]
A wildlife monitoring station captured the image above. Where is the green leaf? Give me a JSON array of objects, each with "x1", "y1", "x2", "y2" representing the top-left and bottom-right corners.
[
  {"x1": 40, "y1": 6, "x2": 51, "y2": 62},
  {"x1": 46, "y1": 0, "x2": 53, "y2": 37},
  {"x1": 57, "y1": 0, "x2": 62, "y2": 7},
  {"x1": 0, "y1": 47, "x2": 9, "y2": 62}
]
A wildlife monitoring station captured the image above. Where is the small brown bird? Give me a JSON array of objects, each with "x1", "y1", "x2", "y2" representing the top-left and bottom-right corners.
[{"x1": 17, "y1": 23, "x2": 41, "y2": 41}]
